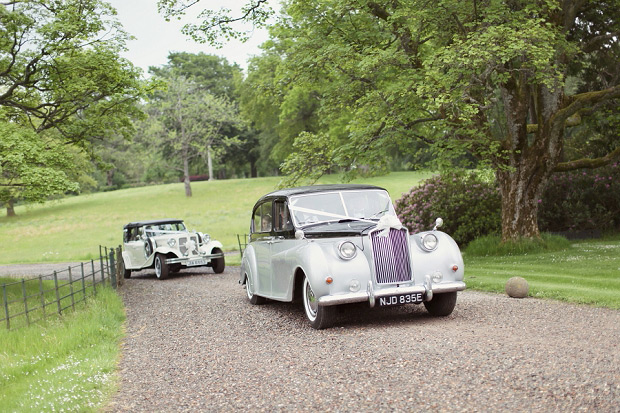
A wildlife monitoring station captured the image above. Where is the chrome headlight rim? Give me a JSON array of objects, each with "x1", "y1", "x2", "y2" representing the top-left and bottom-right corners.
[
  {"x1": 421, "y1": 233, "x2": 438, "y2": 251},
  {"x1": 337, "y1": 240, "x2": 357, "y2": 260},
  {"x1": 167, "y1": 238, "x2": 176, "y2": 247}
]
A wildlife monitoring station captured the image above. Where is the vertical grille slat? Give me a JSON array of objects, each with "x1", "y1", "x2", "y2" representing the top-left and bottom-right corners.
[{"x1": 371, "y1": 228, "x2": 412, "y2": 284}]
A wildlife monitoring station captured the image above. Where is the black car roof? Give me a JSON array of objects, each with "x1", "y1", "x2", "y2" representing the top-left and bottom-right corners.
[
  {"x1": 256, "y1": 184, "x2": 387, "y2": 205},
  {"x1": 123, "y1": 219, "x2": 184, "y2": 230}
]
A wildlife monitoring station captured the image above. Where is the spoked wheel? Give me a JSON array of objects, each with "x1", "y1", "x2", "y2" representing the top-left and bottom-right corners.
[
  {"x1": 212, "y1": 247, "x2": 225, "y2": 274},
  {"x1": 154, "y1": 254, "x2": 170, "y2": 280},
  {"x1": 245, "y1": 274, "x2": 265, "y2": 305},
  {"x1": 424, "y1": 292, "x2": 457, "y2": 316},
  {"x1": 302, "y1": 276, "x2": 335, "y2": 330}
]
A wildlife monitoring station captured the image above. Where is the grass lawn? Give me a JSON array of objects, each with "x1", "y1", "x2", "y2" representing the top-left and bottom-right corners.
[
  {"x1": 0, "y1": 171, "x2": 432, "y2": 266},
  {"x1": 464, "y1": 236, "x2": 620, "y2": 309},
  {"x1": 0, "y1": 287, "x2": 124, "y2": 411}
]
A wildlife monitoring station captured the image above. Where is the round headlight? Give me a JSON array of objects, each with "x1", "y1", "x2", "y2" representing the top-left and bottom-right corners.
[
  {"x1": 338, "y1": 241, "x2": 357, "y2": 260},
  {"x1": 200, "y1": 233, "x2": 211, "y2": 244},
  {"x1": 421, "y1": 233, "x2": 438, "y2": 251},
  {"x1": 167, "y1": 238, "x2": 176, "y2": 247}
]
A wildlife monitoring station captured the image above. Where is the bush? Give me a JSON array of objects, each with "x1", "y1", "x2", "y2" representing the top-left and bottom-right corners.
[
  {"x1": 395, "y1": 171, "x2": 501, "y2": 246},
  {"x1": 539, "y1": 162, "x2": 620, "y2": 233}
]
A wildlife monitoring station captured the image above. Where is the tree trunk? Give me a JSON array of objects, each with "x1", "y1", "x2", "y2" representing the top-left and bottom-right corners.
[
  {"x1": 6, "y1": 199, "x2": 16, "y2": 217},
  {"x1": 183, "y1": 156, "x2": 192, "y2": 197},
  {"x1": 250, "y1": 160, "x2": 258, "y2": 178},
  {"x1": 106, "y1": 169, "x2": 115, "y2": 187},
  {"x1": 207, "y1": 145, "x2": 214, "y2": 181},
  {"x1": 496, "y1": 166, "x2": 546, "y2": 242}
]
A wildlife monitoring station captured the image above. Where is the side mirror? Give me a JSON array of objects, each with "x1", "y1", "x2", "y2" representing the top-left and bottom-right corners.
[{"x1": 433, "y1": 218, "x2": 444, "y2": 231}]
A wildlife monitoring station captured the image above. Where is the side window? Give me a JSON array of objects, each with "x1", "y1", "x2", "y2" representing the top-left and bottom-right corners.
[
  {"x1": 274, "y1": 201, "x2": 293, "y2": 232},
  {"x1": 252, "y1": 201, "x2": 273, "y2": 233}
]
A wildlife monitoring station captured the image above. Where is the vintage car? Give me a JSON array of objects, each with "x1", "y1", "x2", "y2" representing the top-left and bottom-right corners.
[
  {"x1": 240, "y1": 184, "x2": 466, "y2": 329},
  {"x1": 121, "y1": 219, "x2": 225, "y2": 279}
]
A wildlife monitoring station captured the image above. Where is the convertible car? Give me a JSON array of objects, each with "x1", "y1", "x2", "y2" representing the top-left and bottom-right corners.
[
  {"x1": 121, "y1": 219, "x2": 224, "y2": 279},
  {"x1": 240, "y1": 184, "x2": 466, "y2": 329}
]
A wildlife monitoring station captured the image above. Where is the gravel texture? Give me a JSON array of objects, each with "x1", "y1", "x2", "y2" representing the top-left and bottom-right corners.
[{"x1": 101, "y1": 266, "x2": 620, "y2": 412}]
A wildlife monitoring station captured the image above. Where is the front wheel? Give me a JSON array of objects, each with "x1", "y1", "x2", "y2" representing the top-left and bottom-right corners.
[
  {"x1": 245, "y1": 274, "x2": 265, "y2": 305},
  {"x1": 154, "y1": 254, "x2": 170, "y2": 280},
  {"x1": 211, "y1": 248, "x2": 225, "y2": 274},
  {"x1": 302, "y1": 276, "x2": 335, "y2": 330},
  {"x1": 424, "y1": 292, "x2": 457, "y2": 316}
]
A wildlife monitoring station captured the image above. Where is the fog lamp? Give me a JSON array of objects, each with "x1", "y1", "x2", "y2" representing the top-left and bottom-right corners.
[{"x1": 349, "y1": 279, "x2": 361, "y2": 292}]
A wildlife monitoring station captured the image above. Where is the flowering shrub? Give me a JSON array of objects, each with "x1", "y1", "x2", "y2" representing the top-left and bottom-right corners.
[
  {"x1": 538, "y1": 163, "x2": 620, "y2": 232},
  {"x1": 395, "y1": 172, "x2": 501, "y2": 246}
]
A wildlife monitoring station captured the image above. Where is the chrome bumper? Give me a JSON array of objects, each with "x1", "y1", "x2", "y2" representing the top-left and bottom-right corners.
[
  {"x1": 166, "y1": 252, "x2": 224, "y2": 265},
  {"x1": 317, "y1": 280, "x2": 466, "y2": 307}
]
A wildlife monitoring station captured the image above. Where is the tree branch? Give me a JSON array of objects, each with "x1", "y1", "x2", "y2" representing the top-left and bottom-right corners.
[{"x1": 554, "y1": 146, "x2": 620, "y2": 172}]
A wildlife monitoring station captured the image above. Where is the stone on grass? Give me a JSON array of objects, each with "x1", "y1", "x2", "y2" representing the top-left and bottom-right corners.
[{"x1": 505, "y1": 276, "x2": 529, "y2": 298}]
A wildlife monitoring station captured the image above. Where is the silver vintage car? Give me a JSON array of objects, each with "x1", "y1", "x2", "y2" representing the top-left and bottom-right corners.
[
  {"x1": 121, "y1": 219, "x2": 225, "y2": 280},
  {"x1": 240, "y1": 184, "x2": 466, "y2": 329}
]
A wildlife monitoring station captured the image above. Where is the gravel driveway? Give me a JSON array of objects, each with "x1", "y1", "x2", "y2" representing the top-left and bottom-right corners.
[{"x1": 105, "y1": 266, "x2": 620, "y2": 412}]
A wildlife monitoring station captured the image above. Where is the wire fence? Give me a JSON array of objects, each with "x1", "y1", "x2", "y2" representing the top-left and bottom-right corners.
[{"x1": 0, "y1": 246, "x2": 121, "y2": 331}]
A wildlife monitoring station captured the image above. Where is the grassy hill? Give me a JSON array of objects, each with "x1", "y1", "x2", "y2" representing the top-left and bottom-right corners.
[{"x1": 0, "y1": 171, "x2": 432, "y2": 265}]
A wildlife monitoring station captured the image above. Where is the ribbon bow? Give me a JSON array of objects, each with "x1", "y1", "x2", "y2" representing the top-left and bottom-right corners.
[{"x1": 376, "y1": 215, "x2": 403, "y2": 237}]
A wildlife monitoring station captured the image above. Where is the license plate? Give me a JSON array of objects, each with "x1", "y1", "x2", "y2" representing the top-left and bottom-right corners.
[
  {"x1": 187, "y1": 259, "x2": 207, "y2": 266},
  {"x1": 377, "y1": 292, "x2": 423, "y2": 307}
]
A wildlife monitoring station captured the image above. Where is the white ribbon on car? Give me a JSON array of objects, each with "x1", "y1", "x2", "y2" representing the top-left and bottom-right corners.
[
  {"x1": 375, "y1": 215, "x2": 404, "y2": 237},
  {"x1": 288, "y1": 205, "x2": 376, "y2": 225}
]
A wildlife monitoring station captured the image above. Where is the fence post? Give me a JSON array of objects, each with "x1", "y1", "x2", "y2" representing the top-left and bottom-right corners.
[
  {"x1": 2, "y1": 284, "x2": 9, "y2": 330},
  {"x1": 38, "y1": 277, "x2": 46, "y2": 320},
  {"x1": 109, "y1": 248, "x2": 117, "y2": 289},
  {"x1": 80, "y1": 262, "x2": 86, "y2": 298},
  {"x1": 68, "y1": 266, "x2": 75, "y2": 310},
  {"x1": 100, "y1": 246, "x2": 105, "y2": 285},
  {"x1": 53, "y1": 271, "x2": 61, "y2": 315},
  {"x1": 91, "y1": 259, "x2": 97, "y2": 295},
  {"x1": 21, "y1": 279, "x2": 30, "y2": 327}
]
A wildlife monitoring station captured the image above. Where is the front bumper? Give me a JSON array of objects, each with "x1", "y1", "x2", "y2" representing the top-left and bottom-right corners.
[
  {"x1": 166, "y1": 252, "x2": 224, "y2": 266},
  {"x1": 317, "y1": 278, "x2": 466, "y2": 308}
]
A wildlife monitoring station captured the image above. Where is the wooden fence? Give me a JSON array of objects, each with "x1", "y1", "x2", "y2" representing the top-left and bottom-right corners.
[{"x1": 0, "y1": 246, "x2": 121, "y2": 331}]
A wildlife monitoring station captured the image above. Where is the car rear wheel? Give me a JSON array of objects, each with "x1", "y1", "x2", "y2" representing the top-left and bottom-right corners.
[
  {"x1": 121, "y1": 259, "x2": 131, "y2": 279},
  {"x1": 154, "y1": 254, "x2": 170, "y2": 280},
  {"x1": 245, "y1": 274, "x2": 265, "y2": 305},
  {"x1": 423, "y1": 292, "x2": 457, "y2": 316},
  {"x1": 212, "y1": 248, "x2": 225, "y2": 274},
  {"x1": 302, "y1": 276, "x2": 335, "y2": 330}
]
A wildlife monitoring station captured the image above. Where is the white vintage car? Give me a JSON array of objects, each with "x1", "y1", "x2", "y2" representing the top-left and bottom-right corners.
[
  {"x1": 121, "y1": 219, "x2": 225, "y2": 279},
  {"x1": 240, "y1": 184, "x2": 466, "y2": 329}
]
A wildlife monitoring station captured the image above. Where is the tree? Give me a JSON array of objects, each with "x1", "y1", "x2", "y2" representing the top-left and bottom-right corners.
[
  {"x1": 1, "y1": 0, "x2": 147, "y2": 214},
  {"x1": 0, "y1": 121, "x2": 79, "y2": 216},
  {"x1": 147, "y1": 76, "x2": 242, "y2": 196},
  {"x1": 159, "y1": 0, "x2": 620, "y2": 241}
]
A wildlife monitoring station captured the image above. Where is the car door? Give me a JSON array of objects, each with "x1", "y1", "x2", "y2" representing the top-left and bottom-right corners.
[
  {"x1": 124, "y1": 226, "x2": 148, "y2": 268},
  {"x1": 270, "y1": 200, "x2": 296, "y2": 299},
  {"x1": 251, "y1": 201, "x2": 273, "y2": 297}
]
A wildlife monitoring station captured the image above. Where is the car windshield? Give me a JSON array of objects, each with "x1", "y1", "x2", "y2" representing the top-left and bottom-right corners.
[{"x1": 289, "y1": 190, "x2": 396, "y2": 227}]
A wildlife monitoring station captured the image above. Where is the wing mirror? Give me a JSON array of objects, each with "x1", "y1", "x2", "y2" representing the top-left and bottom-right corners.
[{"x1": 432, "y1": 218, "x2": 444, "y2": 231}]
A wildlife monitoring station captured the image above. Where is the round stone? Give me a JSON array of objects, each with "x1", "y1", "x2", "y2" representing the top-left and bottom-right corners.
[{"x1": 505, "y1": 276, "x2": 529, "y2": 298}]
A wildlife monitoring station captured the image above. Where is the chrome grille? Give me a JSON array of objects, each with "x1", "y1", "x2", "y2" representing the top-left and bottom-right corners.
[
  {"x1": 179, "y1": 236, "x2": 199, "y2": 255},
  {"x1": 370, "y1": 228, "x2": 412, "y2": 284}
]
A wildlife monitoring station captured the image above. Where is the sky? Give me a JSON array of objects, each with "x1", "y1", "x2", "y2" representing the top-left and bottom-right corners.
[{"x1": 106, "y1": 0, "x2": 272, "y2": 75}]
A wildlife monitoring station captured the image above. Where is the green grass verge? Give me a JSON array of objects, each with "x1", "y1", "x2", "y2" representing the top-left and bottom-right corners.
[
  {"x1": 0, "y1": 171, "x2": 432, "y2": 265},
  {"x1": 0, "y1": 287, "x2": 125, "y2": 411},
  {"x1": 464, "y1": 237, "x2": 620, "y2": 309}
]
